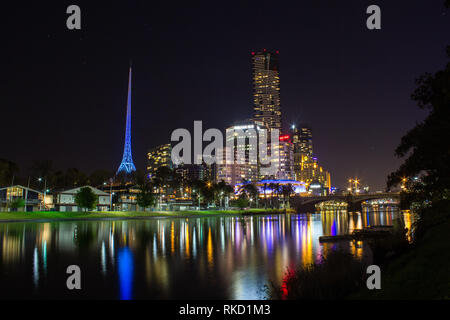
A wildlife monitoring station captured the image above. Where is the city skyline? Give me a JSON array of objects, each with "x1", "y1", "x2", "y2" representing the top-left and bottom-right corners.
[
  {"x1": 1, "y1": 1, "x2": 449, "y2": 304},
  {"x1": 2, "y1": 2, "x2": 450, "y2": 190}
]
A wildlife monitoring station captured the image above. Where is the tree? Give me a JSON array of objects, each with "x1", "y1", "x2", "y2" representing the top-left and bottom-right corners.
[
  {"x1": 239, "y1": 183, "x2": 259, "y2": 207},
  {"x1": 215, "y1": 180, "x2": 234, "y2": 208},
  {"x1": 66, "y1": 168, "x2": 88, "y2": 187},
  {"x1": 10, "y1": 198, "x2": 25, "y2": 211},
  {"x1": 0, "y1": 159, "x2": 19, "y2": 186},
  {"x1": 190, "y1": 179, "x2": 206, "y2": 209},
  {"x1": 235, "y1": 194, "x2": 249, "y2": 210},
  {"x1": 136, "y1": 179, "x2": 156, "y2": 211},
  {"x1": 89, "y1": 170, "x2": 113, "y2": 187},
  {"x1": 75, "y1": 187, "x2": 97, "y2": 211},
  {"x1": 281, "y1": 184, "x2": 295, "y2": 209},
  {"x1": 31, "y1": 160, "x2": 52, "y2": 178},
  {"x1": 202, "y1": 181, "x2": 216, "y2": 206},
  {"x1": 388, "y1": 47, "x2": 450, "y2": 194},
  {"x1": 269, "y1": 183, "x2": 282, "y2": 208},
  {"x1": 268, "y1": 183, "x2": 276, "y2": 208},
  {"x1": 262, "y1": 182, "x2": 269, "y2": 208},
  {"x1": 151, "y1": 166, "x2": 179, "y2": 209},
  {"x1": 387, "y1": 44, "x2": 450, "y2": 238}
]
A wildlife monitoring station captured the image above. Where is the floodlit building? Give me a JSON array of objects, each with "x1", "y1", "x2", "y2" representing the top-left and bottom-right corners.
[
  {"x1": 0, "y1": 185, "x2": 50, "y2": 212},
  {"x1": 297, "y1": 155, "x2": 331, "y2": 192},
  {"x1": 291, "y1": 125, "x2": 331, "y2": 192}
]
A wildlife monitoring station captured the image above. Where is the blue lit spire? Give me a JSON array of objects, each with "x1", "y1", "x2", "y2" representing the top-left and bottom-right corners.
[{"x1": 117, "y1": 67, "x2": 137, "y2": 174}]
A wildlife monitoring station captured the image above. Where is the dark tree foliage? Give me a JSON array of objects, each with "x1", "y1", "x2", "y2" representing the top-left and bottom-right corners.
[
  {"x1": 387, "y1": 45, "x2": 450, "y2": 239},
  {"x1": 10, "y1": 198, "x2": 25, "y2": 210},
  {"x1": 0, "y1": 159, "x2": 19, "y2": 186},
  {"x1": 239, "y1": 183, "x2": 259, "y2": 201},
  {"x1": 75, "y1": 187, "x2": 97, "y2": 211},
  {"x1": 235, "y1": 194, "x2": 249, "y2": 209},
  {"x1": 281, "y1": 184, "x2": 294, "y2": 208},
  {"x1": 88, "y1": 170, "x2": 113, "y2": 187},
  {"x1": 387, "y1": 47, "x2": 450, "y2": 193},
  {"x1": 30, "y1": 160, "x2": 52, "y2": 178},
  {"x1": 136, "y1": 175, "x2": 156, "y2": 210},
  {"x1": 215, "y1": 180, "x2": 234, "y2": 207}
]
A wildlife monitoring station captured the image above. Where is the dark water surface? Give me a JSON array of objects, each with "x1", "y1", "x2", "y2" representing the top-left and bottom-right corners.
[{"x1": 0, "y1": 209, "x2": 412, "y2": 299}]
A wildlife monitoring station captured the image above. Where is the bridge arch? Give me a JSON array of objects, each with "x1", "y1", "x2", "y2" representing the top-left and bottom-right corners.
[{"x1": 290, "y1": 193, "x2": 400, "y2": 212}]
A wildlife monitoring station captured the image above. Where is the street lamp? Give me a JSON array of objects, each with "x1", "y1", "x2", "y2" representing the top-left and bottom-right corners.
[{"x1": 38, "y1": 177, "x2": 47, "y2": 211}]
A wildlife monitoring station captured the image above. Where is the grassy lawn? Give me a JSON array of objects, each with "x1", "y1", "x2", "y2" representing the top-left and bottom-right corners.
[
  {"x1": 0, "y1": 208, "x2": 294, "y2": 222},
  {"x1": 354, "y1": 218, "x2": 450, "y2": 299}
]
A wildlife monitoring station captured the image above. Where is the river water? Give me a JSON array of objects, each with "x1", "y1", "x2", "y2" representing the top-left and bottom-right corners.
[{"x1": 0, "y1": 208, "x2": 412, "y2": 299}]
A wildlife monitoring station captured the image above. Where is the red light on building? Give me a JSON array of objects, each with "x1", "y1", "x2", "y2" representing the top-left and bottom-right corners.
[
  {"x1": 279, "y1": 135, "x2": 290, "y2": 141},
  {"x1": 276, "y1": 50, "x2": 279, "y2": 54},
  {"x1": 251, "y1": 51, "x2": 255, "y2": 55},
  {"x1": 263, "y1": 48, "x2": 266, "y2": 51}
]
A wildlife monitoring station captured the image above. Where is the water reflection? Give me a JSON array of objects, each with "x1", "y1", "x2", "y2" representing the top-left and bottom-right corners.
[
  {"x1": 0, "y1": 209, "x2": 414, "y2": 299},
  {"x1": 118, "y1": 247, "x2": 133, "y2": 300}
]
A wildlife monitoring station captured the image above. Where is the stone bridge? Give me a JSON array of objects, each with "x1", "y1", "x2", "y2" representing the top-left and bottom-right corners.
[{"x1": 290, "y1": 193, "x2": 400, "y2": 212}]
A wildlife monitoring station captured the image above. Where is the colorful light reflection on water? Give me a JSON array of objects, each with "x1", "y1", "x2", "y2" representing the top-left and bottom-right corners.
[
  {"x1": 0, "y1": 209, "x2": 413, "y2": 299},
  {"x1": 118, "y1": 247, "x2": 133, "y2": 300}
]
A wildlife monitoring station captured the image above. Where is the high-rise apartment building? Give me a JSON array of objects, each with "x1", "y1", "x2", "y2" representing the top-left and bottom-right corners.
[
  {"x1": 291, "y1": 125, "x2": 331, "y2": 191},
  {"x1": 252, "y1": 49, "x2": 281, "y2": 131},
  {"x1": 275, "y1": 135, "x2": 294, "y2": 180},
  {"x1": 147, "y1": 144, "x2": 172, "y2": 177},
  {"x1": 176, "y1": 163, "x2": 216, "y2": 184},
  {"x1": 216, "y1": 123, "x2": 260, "y2": 186},
  {"x1": 291, "y1": 125, "x2": 313, "y2": 155}
]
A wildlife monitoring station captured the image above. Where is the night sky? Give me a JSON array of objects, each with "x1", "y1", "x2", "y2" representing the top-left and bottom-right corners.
[{"x1": 2, "y1": 1, "x2": 449, "y2": 190}]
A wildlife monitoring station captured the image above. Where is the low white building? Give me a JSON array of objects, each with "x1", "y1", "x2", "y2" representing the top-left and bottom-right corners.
[
  {"x1": 0, "y1": 185, "x2": 53, "y2": 211},
  {"x1": 54, "y1": 186, "x2": 110, "y2": 212}
]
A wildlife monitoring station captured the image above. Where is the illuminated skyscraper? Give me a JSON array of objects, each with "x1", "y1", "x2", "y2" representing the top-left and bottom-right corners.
[
  {"x1": 252, "y1": 49, "x2": 282, "y2": 131},
  {"x1": 117, "y1": 67, "x2": 137, "y2": 174}
]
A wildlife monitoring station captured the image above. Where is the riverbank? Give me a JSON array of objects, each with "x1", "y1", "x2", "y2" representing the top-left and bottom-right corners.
[
  {"x1": 353, "y1": 217, "x2": 450, "y2": 299},
  {"x1": 268, "y1": 214, "x2": 450, "y2": 299},
  {"x1": 0, "y1": 208, "x2": 295, "y2": 223}
]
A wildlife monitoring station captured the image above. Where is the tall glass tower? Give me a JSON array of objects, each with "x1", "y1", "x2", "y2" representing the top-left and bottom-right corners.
[
  {"x1": 117, "y1": 67, "x2": 137, "y2": 174},
  {"x1": 252, "y1": 49, "x2": 282, "y2": 131}
]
